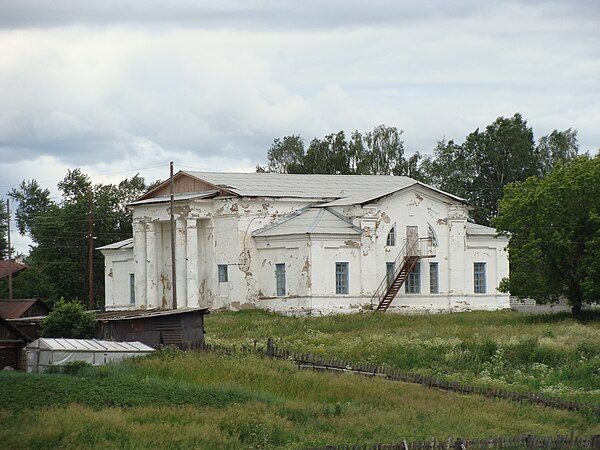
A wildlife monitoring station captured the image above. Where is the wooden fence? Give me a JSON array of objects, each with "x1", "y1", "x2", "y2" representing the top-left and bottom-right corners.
[
  {"x1": 308, "y1": 434, "x2": 600, "y2": 449},
  {"x1": 196, "y1": 339, "x2": 600, "y2": 419}
]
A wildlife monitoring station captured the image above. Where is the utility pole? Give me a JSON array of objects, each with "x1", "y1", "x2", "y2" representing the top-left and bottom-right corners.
[
  {"x1": 7, "y1": 199, "x2": 12, "y2": 301},
  {"x1": 170, "y1": 161, "x2": 177, "y2": 309},
  {"x1": 87, "y1": 190, "x2": 94, "y2": 310}
]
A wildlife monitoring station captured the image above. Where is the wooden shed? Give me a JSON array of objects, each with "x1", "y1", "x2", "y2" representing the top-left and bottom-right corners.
[
  {"x1": 0, "y1": 317, "x2": 32, "y2": 370},
  {"x1": 0, "y1": 299, "x2": 51, "y2": 340},
  {"x1": 95, "y1": 308, "x2": 208, "y2": 349}
]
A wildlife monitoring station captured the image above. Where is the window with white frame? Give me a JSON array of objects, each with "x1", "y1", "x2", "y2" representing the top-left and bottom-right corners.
[
  {"x1": 405, "y1": 262, "x2": 421, "y2": 294},
  {"x1": 386, "y1": 226, "x2": 396, "y2": 246},
  {"x1": 218, "y1": 264, "x2": 228, "y2": 283},
  {"x1": 429, "y1": 262, "x2": 439, "y2": 294},
  {"x1": 275, "y1": 263, "x2": 286, "y2": 296},
  {"x1": 335, "y1": 262, "x2": 349, "y2": 294},
  {"x1": 129, "y1": 273, "x2": 135, "y2": 304},
  {"x1": 474, "y1": 262, "x2": 486, "y2": 293}
]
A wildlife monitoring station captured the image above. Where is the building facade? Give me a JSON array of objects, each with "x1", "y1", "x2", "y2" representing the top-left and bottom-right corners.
[{"x1": 99, "y1": 172, "x2": 510, "y2": 315}]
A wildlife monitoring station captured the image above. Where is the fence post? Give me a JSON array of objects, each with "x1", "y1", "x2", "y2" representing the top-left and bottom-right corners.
[{"x1": 266, "y1": 337, "x2": 274, "y2": 357}]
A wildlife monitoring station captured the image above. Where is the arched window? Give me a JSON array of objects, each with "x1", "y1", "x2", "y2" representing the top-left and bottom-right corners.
[
  {"x1": 427, "y1": 223, "x2": 438, "y2": 247},
  {"x1": 386, "y1": 226, "x2": 396, "y2": 246}
]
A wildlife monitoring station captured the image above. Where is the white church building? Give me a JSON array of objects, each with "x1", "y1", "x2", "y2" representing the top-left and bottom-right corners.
[{"x1": 99, "y1": 171, "x2": 510, "y2": 315}]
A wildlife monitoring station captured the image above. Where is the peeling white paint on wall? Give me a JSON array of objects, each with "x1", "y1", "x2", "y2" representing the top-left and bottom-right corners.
[{"x1": 99, "y1": 172, "x2": 510, "y2": 315}]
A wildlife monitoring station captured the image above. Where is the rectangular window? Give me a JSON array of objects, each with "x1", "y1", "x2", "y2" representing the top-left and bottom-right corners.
[
  {"x1": 129, "y1": 273, "x2": 135, "y2": 304},
  {"x1": 405, "y1": 261, "x2": 421, "y2": 294},
  {"x1": 386, "y1": 262, "x2": 395, "y2": 287},
  {"x1": 474, "y1": 262, "x2": 486, "y2": 293},
  {"x1": 335, "y1": 262, "x2": 349, "y2": 294},
  {"x1": 275, "y1": 263, "x2": 286, "y2": 296},
  {"x1": 429, "y1": 262, "x2": 439, "y2": 294},
  {"x1": 218, "y1": 264, "x2": 228, "y2": 283}
]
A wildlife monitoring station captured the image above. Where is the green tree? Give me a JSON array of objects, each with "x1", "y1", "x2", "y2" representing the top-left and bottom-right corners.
[
  {"x1": 493, "y1": 155, "x2": 600, "y2": 314},
  {"x1": 537, "y1": 128, "x2": 579, "y2": 175},
  {"x1": 40, "y1": 298, "x2": 96, "y2": 338},
  {"x1": 265, "y1": 135, "x2": 305, "y2": 173},
  {"x1": 8, "y1": 170, "x2": 157, "y2": 306}
]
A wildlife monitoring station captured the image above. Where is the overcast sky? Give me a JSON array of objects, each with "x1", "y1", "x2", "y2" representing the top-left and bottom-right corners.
[{"x1": 1, "y1": 0, "x2": 599, "y2": 253}]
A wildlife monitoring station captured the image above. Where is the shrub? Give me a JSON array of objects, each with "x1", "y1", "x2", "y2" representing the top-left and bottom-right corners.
[{"x1": 40, "y1": 298, "x2": 96, "y2": 338}]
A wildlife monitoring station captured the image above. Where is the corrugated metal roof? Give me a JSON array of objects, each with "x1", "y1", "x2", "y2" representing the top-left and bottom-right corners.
[
  {"x1": 128, "y1": 190, "x2": 219, "y2": 206},
  {"x1": 97, "y1": 238, "x2": 134, "y2": 251},
  {"x1": 252, "y1": 207, "x2": 362, "y2": 237},
  {"x1": 28, "y1": 338, "x2": 155, "y2": 352},
  {"x1": 0, "y1": 260, "x2": 27, "y2": 279},
  {"x1": 0, "y1": 299, "x2": 40, "y2": 319}
]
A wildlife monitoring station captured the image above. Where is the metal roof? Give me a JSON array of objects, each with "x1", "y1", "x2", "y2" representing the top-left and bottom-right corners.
[
  {"x1": 27, "y1": 338, "x2": 154, "y2": 352},
  {"x1": 128, "y1": 190, "x2": 219, "y2": 206},
  {"x1": 0, "y1": 260, "x2": 27, "y2": 279},
  {"x1": 466, "y1": 222, "x2": 503, "y2": 236},
  {"x1": 95, "y1": 307, "x2": 209, "y2": 322},
  {"x1": 0, "y1": 299, "x2": 48, "y2": 320},
  {"x1": 252, "y1": 207, "x2": 362, "y2": 237},
  {"x1": 97, "y1": 238, "x2": 134, "y2": 251}
]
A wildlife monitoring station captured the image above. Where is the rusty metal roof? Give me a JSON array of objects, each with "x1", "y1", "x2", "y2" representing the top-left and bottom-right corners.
[
  {"x1": 0, "y1": 260, "x2": 27, "y2": 279},
  {"x1": 0, "y1": 299, "x2": 45, "y2": 319}
]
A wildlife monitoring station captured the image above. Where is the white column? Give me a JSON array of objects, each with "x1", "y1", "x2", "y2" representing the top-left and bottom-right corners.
[
  {"x1": 448, "y1": 218, "x2": 467, "y2": 300},
  {"x1": 175, "y1": 219, "x2": 187, "y2": 308},
  {"x1": 133, "y1": 220, "x2": 147, "y2": 309},
  {"x1": 186, "y1": 218, "x2": 200, "y2": 308},
  {"x1": 146, "y1": 222, "x2": 159, "y2": 309}
]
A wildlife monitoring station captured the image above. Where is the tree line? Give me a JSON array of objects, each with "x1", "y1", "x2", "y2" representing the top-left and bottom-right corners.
[
  {"x1": 258, "y1": 113, "x2": 579, "y2": 224},
  {"x1": 0, "y1": 170, "x2": 159, "y2": 306}
]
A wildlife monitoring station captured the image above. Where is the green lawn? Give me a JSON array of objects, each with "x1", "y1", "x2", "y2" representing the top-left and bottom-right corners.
[{"x1": 206, "y1": 309, "x2": 600, "y2": 403}]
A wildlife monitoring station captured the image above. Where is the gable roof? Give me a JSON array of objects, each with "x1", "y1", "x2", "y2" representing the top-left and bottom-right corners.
[
  {"x1": 138, "y1": 171, "x2": 467, "y2": 205},
  {"x1": 252, "y1": 207, "x2": 362, "y2": 238},
  {"x1": 0, "y1": 260, "x2": 27, "y2": 279},
  {"x1": 0, "y1": 299, "x2": 50, "y2": 320},
  {"x1": 0, "y1": 316, "x2": 32, "y2": 343}
]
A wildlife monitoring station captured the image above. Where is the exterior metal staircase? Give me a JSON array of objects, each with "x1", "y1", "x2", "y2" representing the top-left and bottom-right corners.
[{"x1": 372, "y1": 237, "x2": 434, "y2": 312}]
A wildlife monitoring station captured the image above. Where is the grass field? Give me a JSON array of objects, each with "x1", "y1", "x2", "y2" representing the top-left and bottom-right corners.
[
  {"x1": 1, "y1": 309, "x2": 599, "y2": 449},
  {"x1": 1, "y1": 350, "x2": 599, "y2": 449},
  {"x1": 206, "y1": 309, "x2": 600, "y2": 403}
]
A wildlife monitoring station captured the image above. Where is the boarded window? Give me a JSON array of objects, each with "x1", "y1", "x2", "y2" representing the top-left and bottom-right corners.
[
  {"x1": 474, "y1": 262, "x2": 486, "y2": 293},
  {"x1": 218, "y1": 264, "x2": 228, "y2": 283},
  {"x1": 429, "y1": 263, "x2": 439, "y2": 294},
  {"x1": 275, "y1": 263, "x2": 286, "y2": 296},
  {"x1": 335, "y1": 262, "x2": 349, "y2": 295},
  {"x1": 386, "y1": 226, "x2": 396, "y2": 246},
  {"x1": 405, "y1": 262, "x2": 421, "y2": 294}
]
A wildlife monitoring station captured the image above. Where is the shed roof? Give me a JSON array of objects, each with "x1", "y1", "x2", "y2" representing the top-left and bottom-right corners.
[
  {"x1": 252, "y1": 207, "x2": 362, "y2": 237},
  {"x1": 0, "y1": 260, "x2": 27, "y2": 279},
  {"x1": 0, "y1": 299, "x2": 49, "y2": 319},
  {"x1": 27, "y1": 337, "x2": 154, "y2": 352},
  {"x1": 95, "y1": 307, "x2": 209, "y2": 322}
]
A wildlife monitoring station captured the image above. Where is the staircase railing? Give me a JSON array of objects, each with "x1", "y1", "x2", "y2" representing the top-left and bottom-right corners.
[{"x1": 370, "y1": 237, "x2": 433, "y2": 310}]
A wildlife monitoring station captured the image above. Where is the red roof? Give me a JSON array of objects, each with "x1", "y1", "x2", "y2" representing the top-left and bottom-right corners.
[
  {"x1": 0, "y1": 260, "x2": 27, "y2": 279},
  {"x1": 0, "y1": 299, "x2": 49, "y2": 319}
]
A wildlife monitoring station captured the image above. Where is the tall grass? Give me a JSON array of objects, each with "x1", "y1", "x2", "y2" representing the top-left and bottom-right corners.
[
  {"x1": 1, "y1": 351, "x2": 599, "y2": 449},
  {"x1": 206, "y1": 310, "x2": 600, "y2": 402}
]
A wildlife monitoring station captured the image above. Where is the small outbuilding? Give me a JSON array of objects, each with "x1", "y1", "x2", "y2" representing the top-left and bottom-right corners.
[
  {"x1": 0, "y1": 317, "x2": 32, "y2": 370},
  {"x1": 0, "y1": 299, "x2": 51, "y2": 319},
  {"x1": 25, "y1": 338, "x2": 155, "y2": 373}
]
